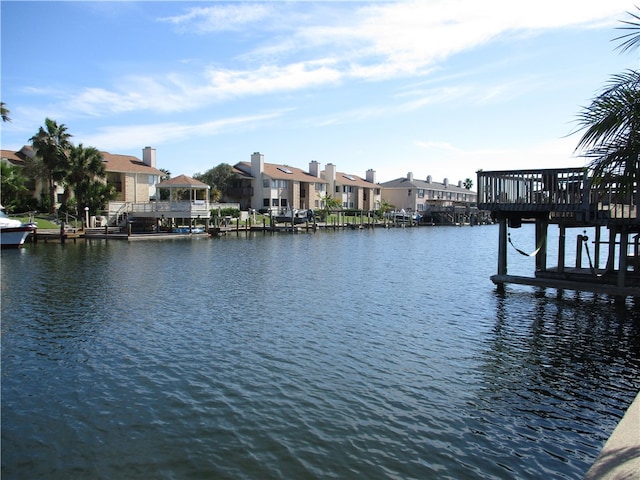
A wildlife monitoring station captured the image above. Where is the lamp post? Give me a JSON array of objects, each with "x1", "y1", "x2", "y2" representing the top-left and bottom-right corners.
[{"x1": 84, "y1": 206, "x2": 89, "y2": 230}]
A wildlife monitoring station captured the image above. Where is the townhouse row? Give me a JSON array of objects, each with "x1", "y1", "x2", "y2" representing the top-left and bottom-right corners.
[{"x1": 1, "y1": 146, "x2": 477, "y2": 223}]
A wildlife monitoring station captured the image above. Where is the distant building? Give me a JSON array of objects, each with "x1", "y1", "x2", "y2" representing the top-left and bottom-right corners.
[
  {"x1": 380, "y1": 173, "x2": 478, "y2": 224},
  {"x1": 314, "y1": 161, "x2": 381, "y2": 211}
]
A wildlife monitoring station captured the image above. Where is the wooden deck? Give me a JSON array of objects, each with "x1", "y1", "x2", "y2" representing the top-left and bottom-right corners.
[{"x1": 478, "y1": 168, "x2": 640, "y2": 297}]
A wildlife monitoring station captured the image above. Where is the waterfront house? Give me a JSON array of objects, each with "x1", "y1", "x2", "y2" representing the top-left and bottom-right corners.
[
  {"x1": 1, "y1": 145, "x2": 164, "y2": 217},
  {"x1": 1, "y1": 146, "x2": 63, "y2": 207},
  {"x1": 311, "y1": 161, "x2": 381, "y2": 211},
  {"x1": 231, "y1": 152, "x2": 381, "y2": 214},
  {"x1": 380, "y1": 173, "x2": 478, "y2": 224},
  {"x1": 233, "y1": 152, "x2": 329, "y2": 213}
]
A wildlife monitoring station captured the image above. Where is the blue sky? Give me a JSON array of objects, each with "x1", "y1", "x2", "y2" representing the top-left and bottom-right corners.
[{"x1": 1, "y1": 1, "x2": 637, "y2": 186}]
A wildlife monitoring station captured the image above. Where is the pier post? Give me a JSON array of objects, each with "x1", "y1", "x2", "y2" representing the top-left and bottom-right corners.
[
  {"x1": 594, "y1": 226, "x2": 601, "y2": 270},
  {"x1": 607, "y1": 228, "x2": 617, "y2": 271},
  {"x1": 576, "y1": 234, "x2": 584, "y2": 269},
  {"x1": 498, "y1": 216, "x2": 508, "y2": 278},
  {"x1": 535, "y1": 217, "x2": 548, "y2": 272},
  {"x1": 558, "y1": 224, "x2": 566, "y2": 273},
  {"x1": 618, "y1": 229, "x2": 628, "y2": 288}
]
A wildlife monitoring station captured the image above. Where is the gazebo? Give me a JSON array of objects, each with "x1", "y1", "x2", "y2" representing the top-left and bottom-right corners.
[{"x1": 154, "y1": 174, "x2": 211, "y2": 231}]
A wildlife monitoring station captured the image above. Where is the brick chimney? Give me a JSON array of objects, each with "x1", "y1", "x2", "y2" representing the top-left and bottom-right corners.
[
  {"x1": 142, "y1": 146, "x2": 156, "y2": 168},
  {"x1": 366, "y1": 169, "x2": 376, "y2": 183},
  {"x1": 309, "y1": 160, "x2": 321, "y2": 178},
  {"x1": 251, "y1": 152, "x2": 264, "y2": 177}
]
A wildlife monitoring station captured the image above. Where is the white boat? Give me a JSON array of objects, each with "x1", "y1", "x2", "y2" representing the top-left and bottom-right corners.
[{"x1": 0, "y1": 209, "x2": 37, "y2": 248}]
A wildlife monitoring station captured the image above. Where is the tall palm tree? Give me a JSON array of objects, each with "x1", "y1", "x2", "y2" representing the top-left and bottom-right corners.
[
  {"x1": 573, "y1": 8, "x2": 640, "y2": 198},
  {"x1": 30, "y1": 118, "x2": 73, "y2": 213},
  {"x1": 574, "y1": 70, "x2": 640, "y2": 185},
  {"x1": 64, "y1": 144, "x2": 107, "y2": 216}
]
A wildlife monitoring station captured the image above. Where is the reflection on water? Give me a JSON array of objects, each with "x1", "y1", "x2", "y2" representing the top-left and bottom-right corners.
[{"x1": 1, "y1": 226, "x2": 639, "y2": 479}]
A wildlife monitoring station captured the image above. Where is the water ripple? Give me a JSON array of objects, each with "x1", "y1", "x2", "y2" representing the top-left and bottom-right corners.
[{"x1": 2, "y1": 227, "x2": 639, "y2": 479}]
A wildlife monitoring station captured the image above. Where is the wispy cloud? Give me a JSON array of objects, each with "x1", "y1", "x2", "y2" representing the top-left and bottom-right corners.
[
  {"x1": 38, "y1": 1, "x2": 632, "y2": 121},
  {"x1": 158, "y1": 4, "x2": 274, "y2": 32},
  {"x1": 79, "y1": 111, "x2": 288, "y2": 150}
]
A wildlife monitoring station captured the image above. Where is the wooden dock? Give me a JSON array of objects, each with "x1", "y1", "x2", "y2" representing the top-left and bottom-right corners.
[{"x1": 477, "y1": 168, "x2": 640, "y2": 298}]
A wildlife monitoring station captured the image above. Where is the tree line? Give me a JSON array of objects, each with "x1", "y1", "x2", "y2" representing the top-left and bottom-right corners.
[{"x1": 1, "y1": 113, "x2": 115, "y2": 217}]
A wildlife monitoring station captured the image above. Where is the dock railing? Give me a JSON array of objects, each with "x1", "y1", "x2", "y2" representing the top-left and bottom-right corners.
[
  {"x1": 477, "y1": 168, "x2": 639, "y2": 222},
  {"x1": 477, "y1": 168, "x2": 590, "y2": 213}
]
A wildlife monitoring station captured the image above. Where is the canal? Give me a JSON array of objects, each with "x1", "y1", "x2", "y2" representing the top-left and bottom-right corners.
[{"x1": 2, "y1": 224, "x2": 639, "y2": 479}]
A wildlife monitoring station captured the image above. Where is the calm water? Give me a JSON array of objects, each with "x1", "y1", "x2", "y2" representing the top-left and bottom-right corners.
[{"x1": 2, "y1": 225, "x2": 639, "y2": 479}]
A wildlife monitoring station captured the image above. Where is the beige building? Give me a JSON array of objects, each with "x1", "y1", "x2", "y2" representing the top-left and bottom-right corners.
[
  {"x1": 313, "y1": 161, "x2": 381, "y2": 211},
  {"x1": 1, "y1": 145, "x2": 164, "y2": 212},
  {"x1": 380, "y1": 173, "x2": 478, "y2": 224},
  {"x1": 233, "y1": 152, "x2": 328, "y2": 212},
  {"x1": 231, "y1": 152, "x2": 381, "y2": 213}
]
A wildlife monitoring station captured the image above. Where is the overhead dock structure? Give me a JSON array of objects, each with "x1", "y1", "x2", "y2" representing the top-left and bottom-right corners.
[{"x1": 477, "y1": 168, "x2": 640, "y2": 298}]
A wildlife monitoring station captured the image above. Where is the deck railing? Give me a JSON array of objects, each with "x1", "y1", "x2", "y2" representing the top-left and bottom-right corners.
[
  {"x1": 477, "y1": 168, "x2": 639, "y2": 222},
  {"x1": 477, "y1": 168, "x2": 589, "y2": 212}
]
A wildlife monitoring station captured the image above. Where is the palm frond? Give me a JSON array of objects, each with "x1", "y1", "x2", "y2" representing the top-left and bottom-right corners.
[{"x1": 614, "y1": 7, "x2": 640, "y2": 53}]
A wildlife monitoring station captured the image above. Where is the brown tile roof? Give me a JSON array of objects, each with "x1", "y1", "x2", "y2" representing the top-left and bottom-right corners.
[
  {"x1": 157, "y1": 174, "x2": 209, "y2": 189},
  {"x1": 101, "y1": 151, "x2": 164, "y2": 175},
  {"x1": 1, "y1": 149, "x2": 24, "y2": 165},
  {"x1": 2, "y1": 146, "x2": 164, "y2": 176},
  {"x1": 332, "y1": 171, "x2": 376, "y2": 188},
  {"x1": 235, "y1": 161, "x2": 328, "y2": 183}
]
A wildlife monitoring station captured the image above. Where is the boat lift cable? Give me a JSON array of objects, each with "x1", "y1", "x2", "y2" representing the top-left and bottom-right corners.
[{"x1": 508, "y1": 230, "x2": 545, "y2": 257}]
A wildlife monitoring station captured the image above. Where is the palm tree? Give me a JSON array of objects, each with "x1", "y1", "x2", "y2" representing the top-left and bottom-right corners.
[
  {"x1": 64, "y1": 144, "x2": 108, "y2": 216},
  {"x1": 1, "y1": 102, "x2": 11, "y2": 122},
  {"x1": 573, "y1": 8, "x2": 640, "y2": 199},
  {"x1": 318, "y1": 193, "x2": 341, "y2": 221},
  {"x1": 0, "y1": 162, "x2": 28, "y2": 210},
  {"x1": 30, "y1": 118, "x2": 73, "y2": 213},
  {"x1": 614, "y1": 6, "x2": 640, "y2": 53}
]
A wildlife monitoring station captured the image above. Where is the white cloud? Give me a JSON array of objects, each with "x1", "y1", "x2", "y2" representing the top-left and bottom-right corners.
[
  {"x1": 158, "y1": 4, "x2": 274, "y2": 32},
  {"x1": 35, "y1": 1, "x2": 633, "y2": 120},
  {"x1": 79, "y1": 111, "x2": 287, "y2": 150}
]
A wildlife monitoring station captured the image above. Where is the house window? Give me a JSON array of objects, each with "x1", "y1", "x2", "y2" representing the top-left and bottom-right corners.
[
  {"x1": 281, "y1": 198, "x2": 287, "y2": 207},
  {"x1": 263, "y1": 179, "x2": 270, "y2": 188},
  {"x1": 314, "y1": 200, "x2": 320, "y2": 208},
  {"x1": 418, "y1": 189, "x2": 425, "y2": 198},
  {"x1": 418, "y1": 204, "x2": 424, "y2": 211},
  {"x1": 271, "y1": 179, "x2": 278, "y2": 188},
  {"x1": 342, "y1": 202, "x2": 348, "y2": 208},
  {"x1": 349, "y1": 202, "x2": 354, "y2": 208},
  {"x1": 263, "y1": 198, "x2": 270, "y2": 207},
  {"x1": 375, "y1": 188, "x2": 380, "y2": 195},
  {"x1": 408, "y1": 189, "x2": 412, "y2": 196},
  {"x1": 107, "y1": 172, "x2": 122, "y2": 193},
  {"x1": 272, "y1": 198, "x2": 279, "y2": 206},
  {"x1": 335, "y1": 186, "x2": 340, "y2": 193}
]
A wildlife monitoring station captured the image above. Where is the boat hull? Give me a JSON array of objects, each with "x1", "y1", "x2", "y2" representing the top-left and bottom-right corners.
[{"x1": 1, "y1": 226, "x2": 36, "y2": 248}]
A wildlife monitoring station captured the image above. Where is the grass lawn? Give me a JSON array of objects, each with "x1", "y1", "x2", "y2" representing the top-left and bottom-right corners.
[{"x1": 14, "y1": 214, "x2": 60, "y2": 229}]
